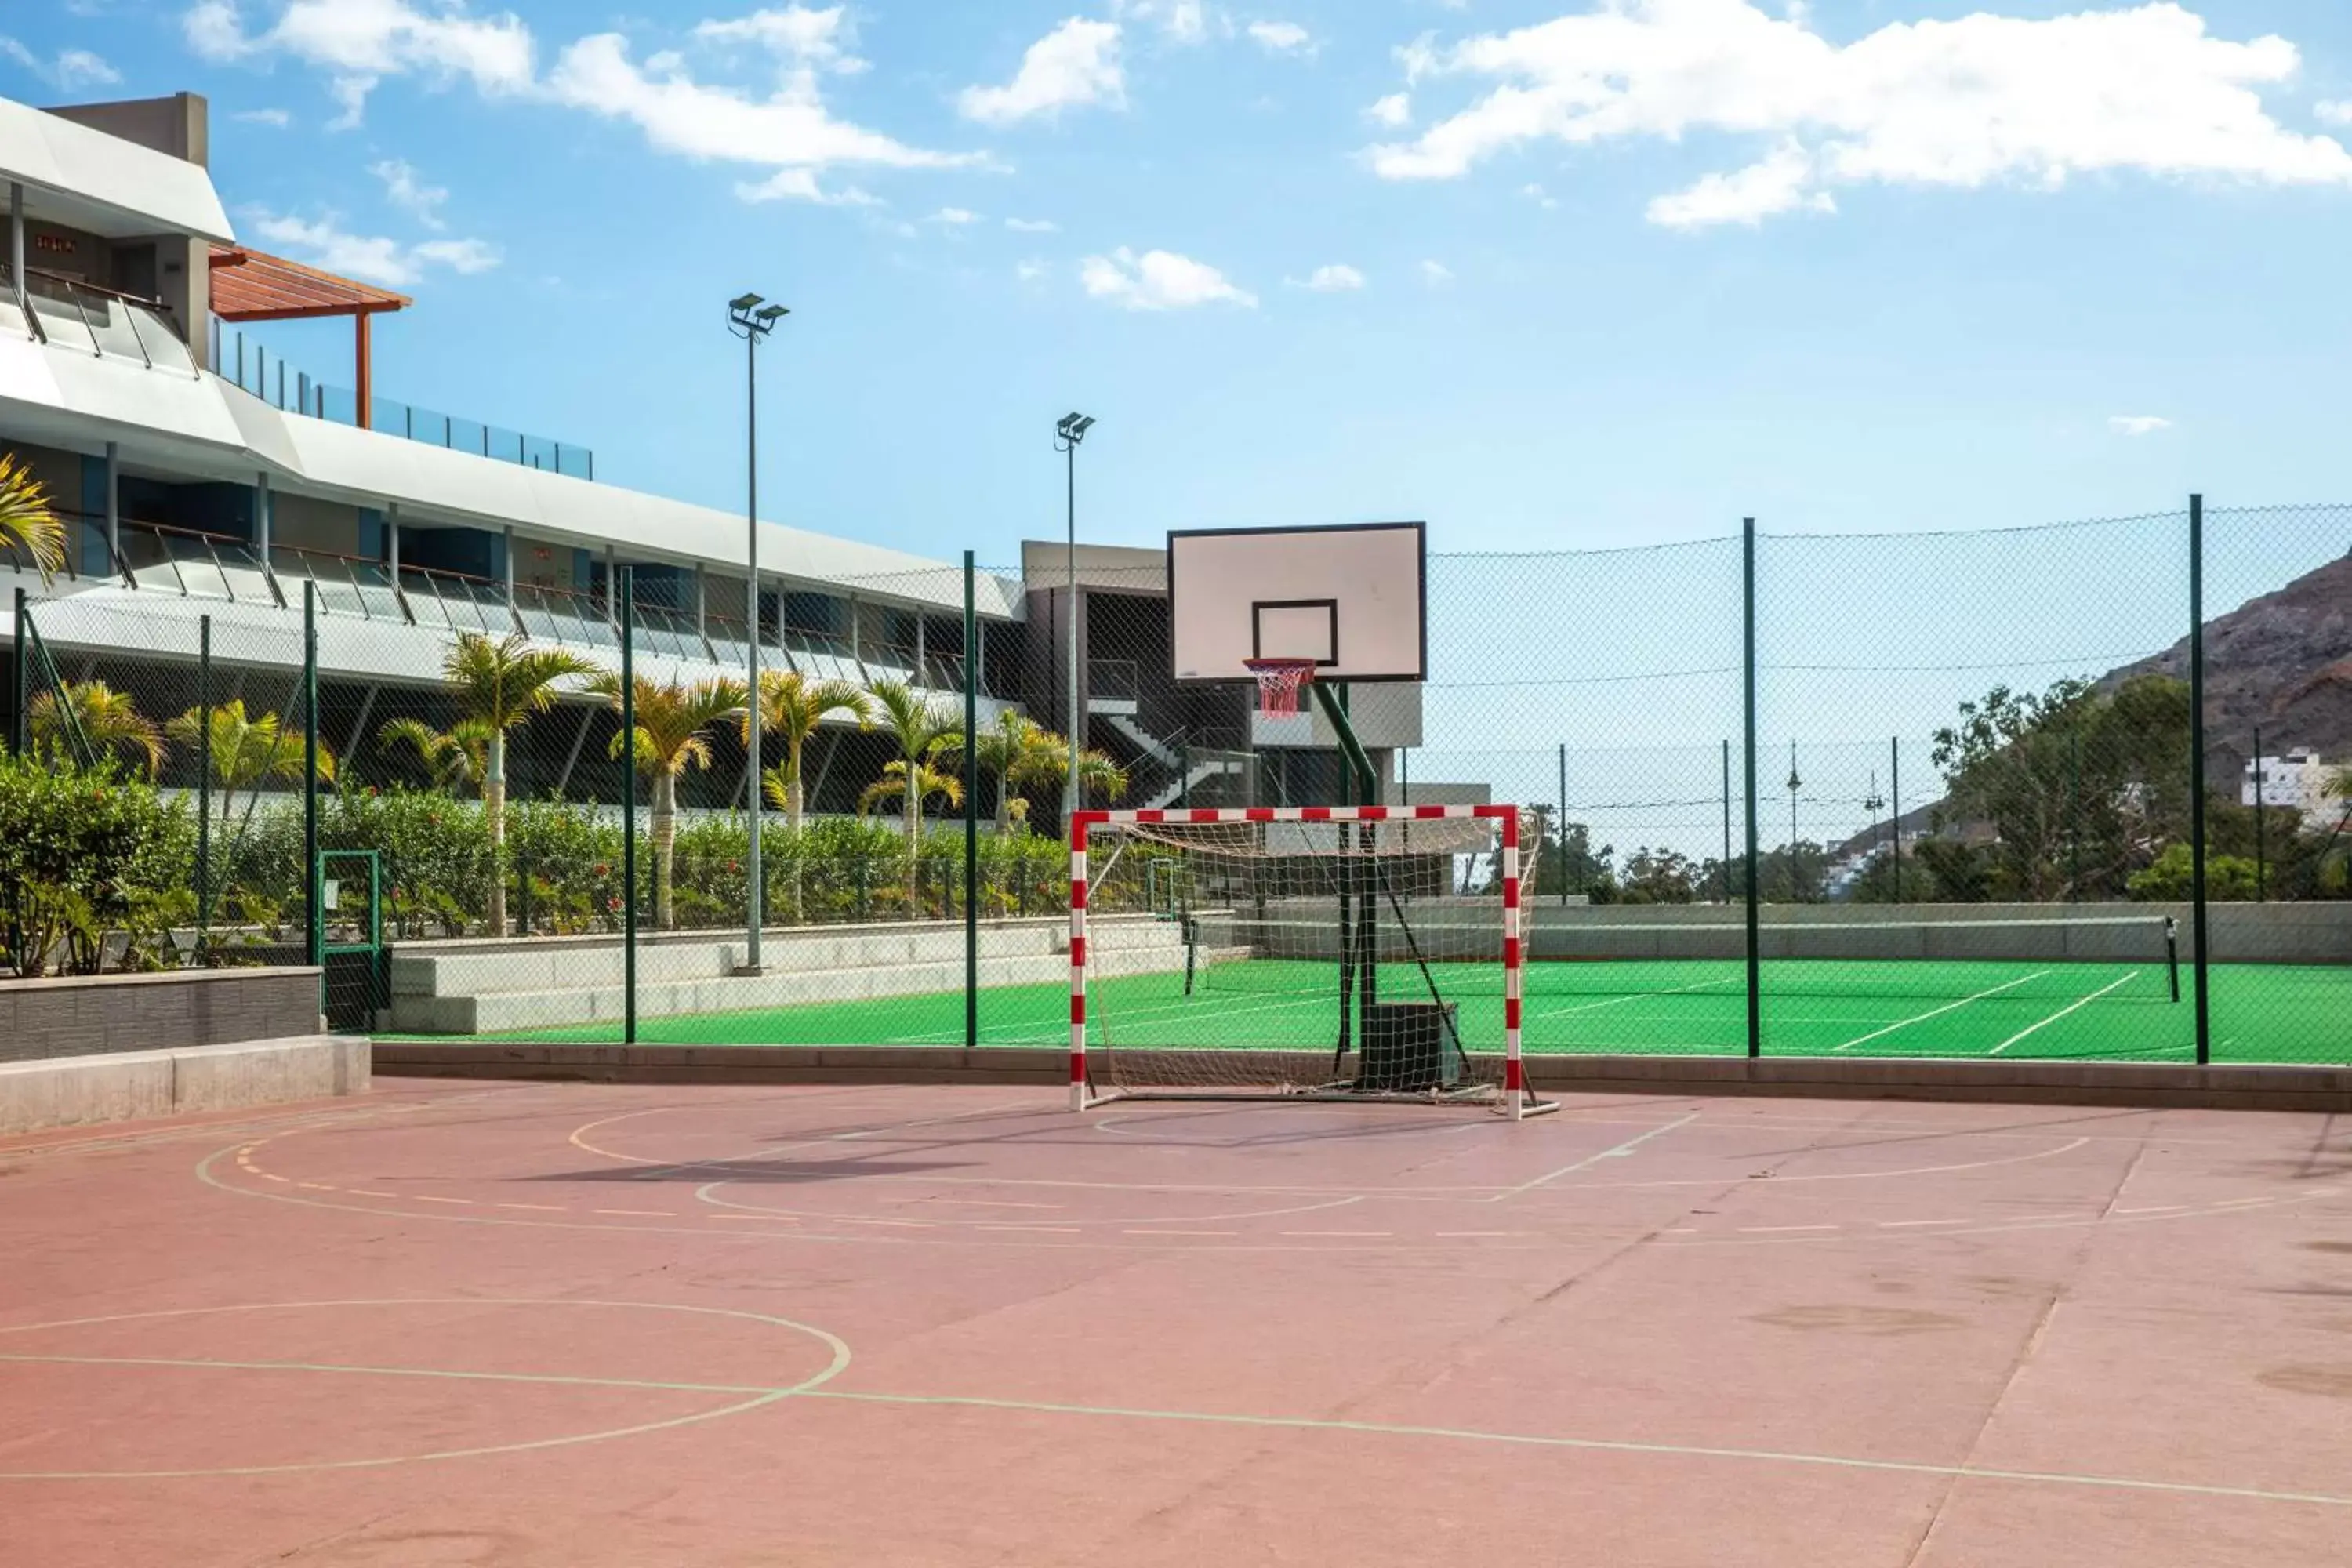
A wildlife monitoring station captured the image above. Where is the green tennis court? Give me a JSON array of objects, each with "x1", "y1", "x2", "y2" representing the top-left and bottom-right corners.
[{"x1": 449, "y1": 955, "x2": 2352, "y2": 1064}]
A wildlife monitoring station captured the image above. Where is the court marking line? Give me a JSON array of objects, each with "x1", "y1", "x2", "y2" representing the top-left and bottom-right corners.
[
  {"x1": 1490, "y1": 1111, "x2": 1700, "y2": 1200},
  {"x1": 798, "y1": 1389, "x2": 2352, "y2": 1509},
  {"x1": 1530, "y1": 980, "x2": 1739, "y2": 1021},
  {"x1": 1991, "y1": 974, "x2": 2140, "y2": 1054},
  {"x1": 1739, "y1": 1225, "x2": 1838, "y2": 1233},
  {"x1": 0, "y1": 1298, "x2": 851, "y2": 1480},
  {"x1": 241, "y1": 1114, "x2": 2100, "y2": 1203},
  {"x1": 1832, "y1": 971, "x2": 2054, "y2": 1052},
  {"x1": 695, "y1": 1180, "x2": 1370, "y2": 1231},
  {"x1": 13, "y1": 1348, "x2": 2348, "y2": 1508},
  {"x1": 193, "y1": 1145, "x2": 2352, "y2": 1254}
]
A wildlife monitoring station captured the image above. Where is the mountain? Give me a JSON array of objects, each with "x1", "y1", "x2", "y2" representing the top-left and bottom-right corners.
[{"x1": 2108, "y1": 549, "x2": 2352, "y2": 775}]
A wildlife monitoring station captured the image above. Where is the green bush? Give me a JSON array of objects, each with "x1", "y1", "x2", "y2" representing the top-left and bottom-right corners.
[
  {"x1": 0, "y1": 753, "x2": 194, "y2": 976},
  {"x1": 2127, "y1": 844, "x2": 2262, "y2": 902}
]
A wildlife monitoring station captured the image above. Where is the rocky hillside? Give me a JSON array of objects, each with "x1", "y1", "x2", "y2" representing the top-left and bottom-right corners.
[{"x1": 2108, "y1": 549, "x2": 2352, "y2": 775}]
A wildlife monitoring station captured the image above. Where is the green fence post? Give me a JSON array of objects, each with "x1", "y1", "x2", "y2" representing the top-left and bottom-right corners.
[
  {"x1": 964, "y1": 551, "x2": 978, "y2": 1051},
  {"x1": 303, "y1": 583, "x2": 322, "y2": 989},
  {"x1": 198, "y1": 614, "x2": 212, "y2": 956},
  {"x1": 1743, "y1": 517, "x2": 1761, "y2": 1060},
  {"x1": 2189, "y1": 495, "x2": 2211, "y2": 1065},
  {"x1": 622, "y1": 566, "x2": 638, "y2": 1046}
]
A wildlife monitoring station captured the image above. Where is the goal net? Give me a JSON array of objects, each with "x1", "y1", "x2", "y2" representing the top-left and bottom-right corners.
[{"x1": 1069, "y1": 805, "x2": 1553, "y2": 1118}]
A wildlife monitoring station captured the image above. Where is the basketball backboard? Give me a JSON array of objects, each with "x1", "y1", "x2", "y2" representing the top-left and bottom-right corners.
[{"x1": 1167, "y1": 521, "x2": 1427, "y2": 683}]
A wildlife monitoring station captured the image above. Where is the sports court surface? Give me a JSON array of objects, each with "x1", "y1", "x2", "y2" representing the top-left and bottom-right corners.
[
  {"x1": 7, "y1": 1080, "x2": 2352, "y2": 1565},
  {"x1": 471, "y1": 956, "x2": 2350, "y2": 1062}
]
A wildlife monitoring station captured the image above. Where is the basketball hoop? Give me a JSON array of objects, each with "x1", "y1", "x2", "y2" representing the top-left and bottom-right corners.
[{"x1": 1244, "y1": 658, "x2": 1317, "y2": 717}]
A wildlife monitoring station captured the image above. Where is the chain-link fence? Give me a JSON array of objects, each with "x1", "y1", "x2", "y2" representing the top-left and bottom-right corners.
[{"x1": 5, "y1": 497, "x2": 2347, "y2": 1063}]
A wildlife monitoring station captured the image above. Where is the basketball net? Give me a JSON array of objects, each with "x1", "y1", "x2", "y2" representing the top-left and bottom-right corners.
[{"x1": 1244, "y1": 658, "x2": 1317, "y2": 718}]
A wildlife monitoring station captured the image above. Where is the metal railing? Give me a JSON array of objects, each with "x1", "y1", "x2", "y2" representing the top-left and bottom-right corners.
[
  {"x1": 9, "y1": 267, "x2": 199, "y2": 377},
  {"x1": 206, "y1": 319, "x2": 594, "y2": 481}
]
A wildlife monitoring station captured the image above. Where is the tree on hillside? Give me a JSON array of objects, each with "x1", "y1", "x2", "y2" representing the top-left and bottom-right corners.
[{"x1": 1931, "y1": 674, "x2": 2190, "y2": 900}]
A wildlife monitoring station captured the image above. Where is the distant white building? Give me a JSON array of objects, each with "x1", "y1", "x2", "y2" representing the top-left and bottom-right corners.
[{"x1": 2244, "y1": 750, "x2": 2338, "y2": 817}]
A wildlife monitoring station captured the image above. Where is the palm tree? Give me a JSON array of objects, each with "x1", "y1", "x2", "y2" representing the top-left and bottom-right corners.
[
  {"x1": 439, "y1": 633, "x2": 597, "y2": 937},
  {"x1": 958, "y1": 710, "x2": 1129, "y2": 831},
  {"x1": 594, "y1": 673, "x2": 746, "y2": 930},
  {"x1": 866, "y1": 678, "x2": 964, "y2": 911},
  {"x1": 0, "y1": 451, "x2": 65, "y2": 582},
  {"x1": 743, "y1": 669, "x2": 871, "y2": 922},
  {"x1": 30, "y1": 680, "x2": 164, "y2": 777},
  {"x1": 165, "y1": 700, "x2": 334, "y2": 820},
  {"x1": 858, "y1": 759, "x2": 965, "y2": 821},
  {"x1": 376, "y1": 716, "x2": 495, "y2": 795}
]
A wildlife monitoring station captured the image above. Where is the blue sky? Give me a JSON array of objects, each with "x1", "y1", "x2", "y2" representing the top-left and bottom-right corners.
[{"x1": 5, "y1": 0, "x2": 2352, "y2": 571}]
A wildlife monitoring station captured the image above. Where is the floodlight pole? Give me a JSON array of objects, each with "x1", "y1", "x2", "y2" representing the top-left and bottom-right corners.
[
  {"x1": 1054, "y1": 414, "x2": 1093, "y2": 826},
  {"x1": 728, "y1": 294, "x2": 788, "y2": 975}
]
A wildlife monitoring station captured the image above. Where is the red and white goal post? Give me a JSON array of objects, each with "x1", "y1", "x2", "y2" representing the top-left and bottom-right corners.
[{"x1": 1068, "y1": 804, "x2": 1552, "y2": 1120}]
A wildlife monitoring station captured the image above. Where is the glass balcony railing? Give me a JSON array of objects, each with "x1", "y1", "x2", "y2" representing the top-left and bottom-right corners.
[
  {"x1": 206, "y1": 321, "x2": 593, "y2": 481},
  {"x1": 10, "y1": 268, "x2": 199, "y2": 377}
]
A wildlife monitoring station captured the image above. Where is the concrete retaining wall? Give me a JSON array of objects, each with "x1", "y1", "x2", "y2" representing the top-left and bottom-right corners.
[
  {"x1": 0, "y1": 1036, "x2": 371, "y2": 1135},
  {"x1": 0, "y1": 967, "x2": 325, "y2": 1064}
]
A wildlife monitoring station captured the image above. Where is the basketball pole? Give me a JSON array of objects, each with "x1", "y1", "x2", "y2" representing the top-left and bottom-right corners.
[{"x1": 1309, "y1": 681, "x2": 1381, "y2": 1063}]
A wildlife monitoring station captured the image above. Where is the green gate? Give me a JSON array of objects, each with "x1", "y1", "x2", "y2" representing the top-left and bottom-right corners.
[{"x1": 319, "y1": 850, "x2": 388, "y2": 1034}]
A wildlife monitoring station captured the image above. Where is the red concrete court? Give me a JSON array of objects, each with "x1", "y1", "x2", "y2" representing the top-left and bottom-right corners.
[{"x1": 4, "y1": 1080, "x2": 2351, "y2": 1566}]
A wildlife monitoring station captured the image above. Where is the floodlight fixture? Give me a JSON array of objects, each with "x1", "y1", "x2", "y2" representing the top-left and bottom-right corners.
[
  {"x1": 756, "y1": 303, "x2": 789, "y2": 325},
  {"x1": 730, "y1": 292, "x2": 764, "y2": 313},
  {"x1": 1057, "y1": 412, "x2": 1094, "y2": 445}
]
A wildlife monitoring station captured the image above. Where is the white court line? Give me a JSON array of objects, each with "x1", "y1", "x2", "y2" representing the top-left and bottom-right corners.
[
  {"x1": 1491, "y1": 1111, "x2": 1700, "y2": 1200},
  {"x1": 1991, "y1": 973, "x2": 2139, "y2": 1054},
  {"x1": 1531, "y1": 979, "x2": 1737, "y2": 1021},
  {"x1": 1832, "y1": 971, "x2": 2053, "y2": 1052}
]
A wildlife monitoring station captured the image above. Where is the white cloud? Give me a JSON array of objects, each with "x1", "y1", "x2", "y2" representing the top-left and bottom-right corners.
[
  {"x1": 1519, "y1": 181, "x2": 1557, "y2": 209},
  {"x1": 692, "y1": 5, "x2": 866, "y2": 74},
  {"x1": 1079, "y1": 246, "x2": 1256, "y2": 310},
  {"x1": 410, "y1": 236, "x2": 501, "y2": 273},
  {"x1": 184, "y1": 1, "x2": 535, "y2": 125},
  {"x1": 1289, "y1": 263, "x2": 1366, "y2": 291},
  {"x1": 1417, "y1": 259, "x2": 1454, "y2": 286},
  {"x1": 1366, "y1": 91, "x2": 1411, "y2": 128},
  {"x1": 2109, "y1": 415, "x2": 2173, "y2": 436},
  {"x1": 1016, "y1": 258, "x2": 1048, "y2": 281},
  {"x1": 1005, "y1": 216, "x2": 1059, "y2": 232},
  {"x1": 233, "y1": 107, "x2": 292, "y2": 126},
  {"x1": 1646, "y1": 140, "x2": 1832, "y2": 229},
  {"x1": 1368, "y1": 1, "x2": 2352, "y2": 229},
  {"x1": 957, "y1": 17, "x2": 1124, "y2": 125},
  {"x1": 928, "y1": 205, "x2": 981, "y2": 224},
  {"x1": 1115, "y1": 0, "x2": 1212, "y2": 45},
  {"x1": 1247, "y1": 21, "x2": 1312, "y2": 55},
  {"x1": 248, "y1": 211, "x2": 501, "y2": 288},
  {"x1": 2318, "y1": 100, "x2": 2352, "y2": 128},
  {"x1": 187, "y1": 3, "x2": 973, "y2": 201},
  {"x1": 1, "y1": 36, "x2": 122, "y2": 89},
  {"x1": 546, "y1": 31, "x2": 981, "y2": 204},
  {"x1": 369, "y1": 158, "x2": 448, "y2": 230}
]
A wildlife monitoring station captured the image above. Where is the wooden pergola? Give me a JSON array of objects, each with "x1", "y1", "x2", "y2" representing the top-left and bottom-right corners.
[{"x1": 208, "y1": 246, "x2": 412, "y2": 428}]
